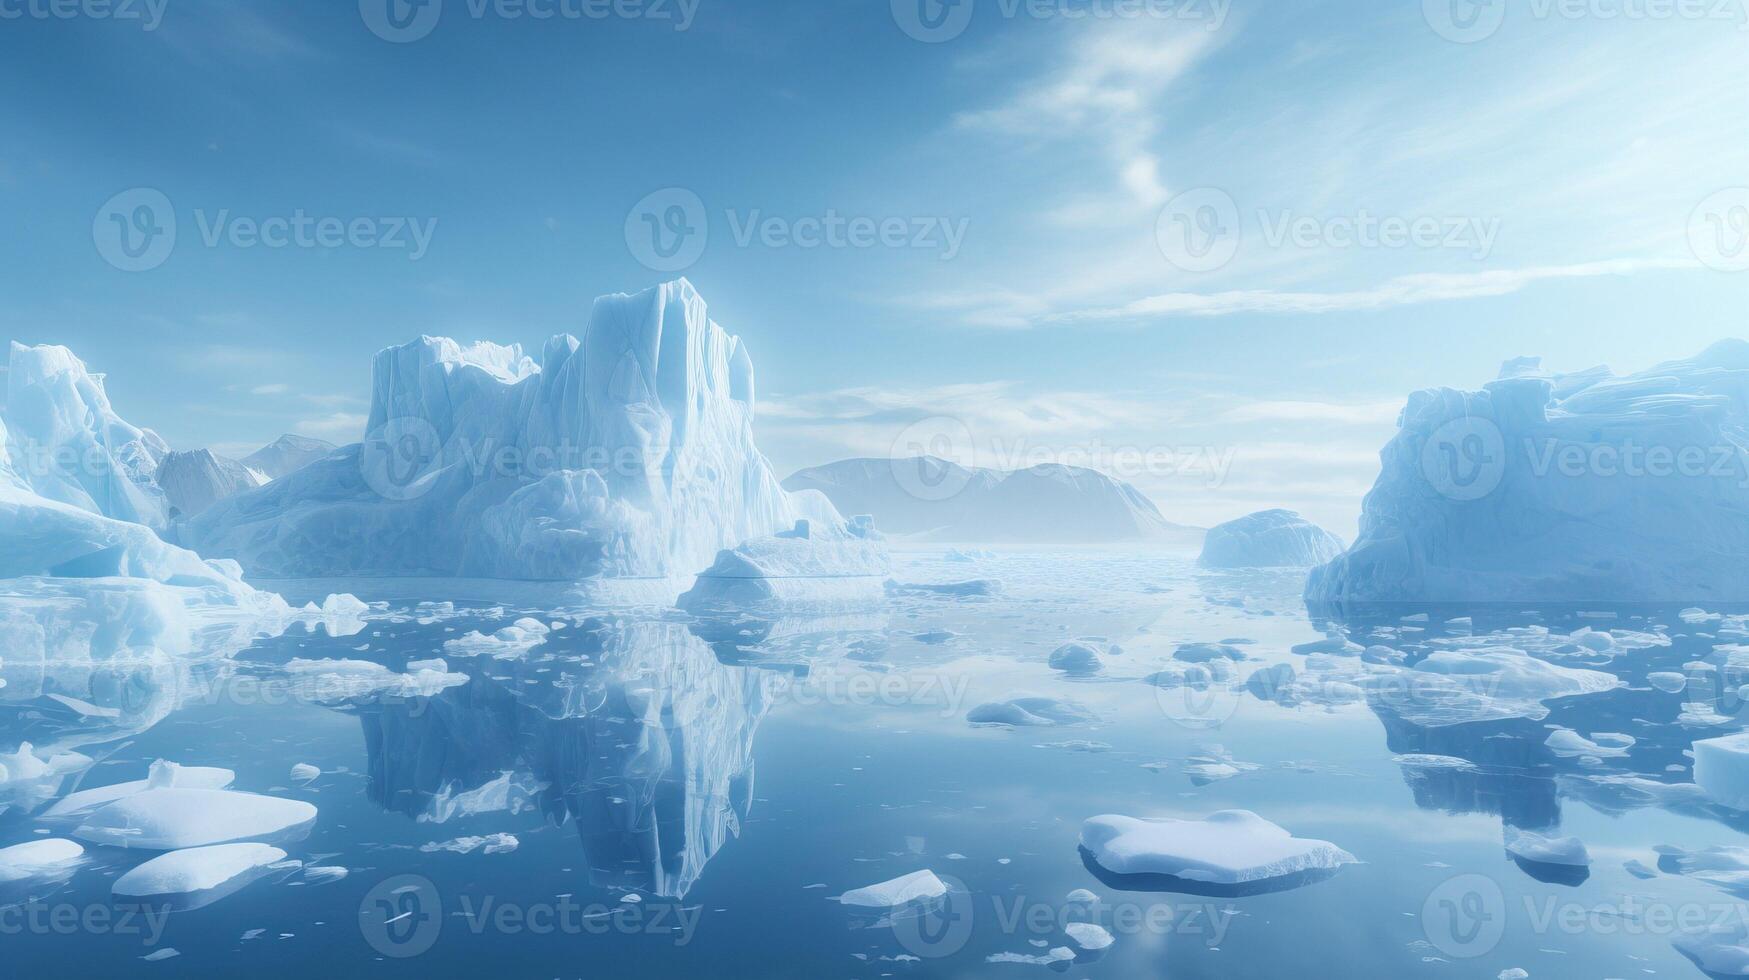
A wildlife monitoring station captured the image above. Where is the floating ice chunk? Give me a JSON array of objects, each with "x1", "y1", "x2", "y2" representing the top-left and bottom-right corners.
[
  {"x1": 679, "y1": 517, "x2": 890, "y2": 612},
  {"x1": 1504, "y1": 828, "x2": 1589, "y2": 867},
  {"x1": 1675, "y1": 917, "x2": 1749, "y2": 976},
  {"x1": 141, "y1": 949, "x2": 180, "y2": 962},
  {"x1": 420, "y1": 832, "x2": 519, "y2": 855},
  {"x1": 987, "y1": 948, "x2": 1075, "y2": 965},
  {"x1": 1649, "y1": 671, "x2": 1688, "y2": 693},
  {"x1": 1065, "y1": 888, "x2": 1099, "y2": 904},
  {"x1": 1065, "y1": 921, "x2": 1114, "y2": 950},
  {"x1": 1654, "y1": 845, "x2": 1749, "y2": 894},
  {"x1": 302, "y1": 865, "x2": 349, "y2": 884},
  {"x1": 1372, "y1": 649, "x2": 1619, "y2": 727},
  {"x1": 1694, "y1": 732, "x2": 1749, "y2": 809},
  {"x1": 442, "y1": 619, "x2": 550, "y2": 658},
  {"x1": 113, "y1": 843, "x2": 288, "y2": 898},
  {"x1": 1392, "y1": 754, "x2": 1478, "y2": 772},
  {"x1": 838, "y1": 870, "x2": 946, "y2": 908},
  {"x1": 280, "y1": 658, "x2": 467, "y2": 703},
  {"x1": 0, "y1": 838, "x2": 83, "y2": 882},
  {"x1": 1291, "y1": 635, "x2": 1365, "y2": 657},
  {"x1": 1545, "y1": 729, "x2": 1634, "y2": 759},
  {"x1": 967, "y1": 696, "x2": 1095, "y2": 727},
  {"x1": 288, "y1": 764, "x2": 320, "y2": 784},
  {"x1": 886, "y1": 578, "x2": 1003, "y2": 597},
  {"x1": 1174, "y1": 642, "x2": 1246, "y2": 663},
  {"x1": 1683, "y1": 608, "x2": 1723, "y2": 624},
  {"x1": 75, "y1": 789, "x2": 317, "y2": 849},
  {"x1": 1198, "y1": 510, "x2": 1343, "y2": 568},
  {"x1": 1079, "y1": 811, "x2": 1356, "y2": 884},
  {"x1": 1498, "y1": 970, "x2": 1529, "y2": 980},
  {"x1": 1048, "y1": 642, "x2": 1103, "y2": 674},
  {"x1": 43, "y1": 760, "x2": 235, "y2": 819}
]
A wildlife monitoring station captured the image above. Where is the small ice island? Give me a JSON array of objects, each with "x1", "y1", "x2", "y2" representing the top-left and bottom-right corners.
[
  {"x1": 1308, "y1": 342, "x2": 1749, "y2": 608},
  {"x1": 1198, "y1": 509, "x2": 1343, "y2": 568}
]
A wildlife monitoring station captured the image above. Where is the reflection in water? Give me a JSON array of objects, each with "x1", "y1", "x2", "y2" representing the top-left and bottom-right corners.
[{"x1": 357, "y1": 620, "x2": 780, "y2": 898}]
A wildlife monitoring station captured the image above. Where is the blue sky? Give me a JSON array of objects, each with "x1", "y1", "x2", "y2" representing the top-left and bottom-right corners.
[{"x1": 2, "y1": 0, "x2": 1744, "y2": 534}]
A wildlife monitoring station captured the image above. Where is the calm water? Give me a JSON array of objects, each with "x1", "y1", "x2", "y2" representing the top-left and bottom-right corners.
[{"x1": 4, "y1": 551, "x2": 1748, "y2": 978}]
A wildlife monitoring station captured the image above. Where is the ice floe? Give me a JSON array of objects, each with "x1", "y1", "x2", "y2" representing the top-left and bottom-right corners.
[{"x1": 1079, "y1": 811, "x2": 1356, "y2": 886}]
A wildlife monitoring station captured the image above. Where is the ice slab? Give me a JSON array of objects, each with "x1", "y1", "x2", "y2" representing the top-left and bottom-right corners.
[
  {"x1": 1079, "y1": 811, "x2": 1357, "y2": 884},
  {"x1": 838, "y1": 870, "x2": 946, "y2": 908},
  {"x1": 113, "y1": 842, "x2": 288, "y2": 897},
  {"x1": 43, "y1": 760, "x2": 236, "y2": 819},
  {"x1": 968, "y1": 696, "x2": 1095, "y2": 727},
  {"x1": 1505, "y1": 828, "x2": 1590, "y2": 867},
  {"x1": 74, "y1": 788, "x2": 317, "y2": 849},
  {"x1": 1694, "y1": 732, "x2": 1749, "y2": 809},
  {"x1": 0, "y1": 838, "x2": 83, "y2": 882}
]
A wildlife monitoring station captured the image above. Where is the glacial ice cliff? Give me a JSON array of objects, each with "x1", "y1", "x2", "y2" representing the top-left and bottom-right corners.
[
  {"x1": 184, "y1": 280, "x2": 849, "y2": 582},
  {"x1": 1306, "y1": 341, "x2": 1749, "y2": 608},
  {"x1": 1199, "y1": 509, "x2": 1343, "y2": 568},
  {"x1": 156, "y1": 449, "x2": 264, "y2": 520}
]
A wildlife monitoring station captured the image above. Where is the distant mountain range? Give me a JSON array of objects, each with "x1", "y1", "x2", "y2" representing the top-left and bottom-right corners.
[
  {"x1": 156, "y1": 434, "x2": 336, "y2": 521},
  {"x1": 783, "y1": 457, "x2": 1202, "y2": 545}
]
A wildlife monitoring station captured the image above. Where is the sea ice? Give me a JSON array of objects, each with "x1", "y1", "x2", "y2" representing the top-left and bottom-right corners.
[
  {"x1": 0, "y1": 838, "x2": 83, "y2": 882},
  {"x1": 1693, "y1": 732, "x2": 1749, "y2": 809},
  {"x1": 1079, "y1": 811, "x2": 1357, "y2": 883},
  {"x1": 43, "y1": 760, "x2": 235, "y2": 819},
  {"x1": 967, "y1": 696, "x2": 1095, "y2": 727},
  {"x1": 1065, "y1": 921, "x2": 1115, "y2": 950},
  {"x1": 112, "y1": 842, "x2": 288, "y2": 897},
  {"x1": 838, "y1": 870, "x2": 946, "y2": 908},
  {"x1": 1649, "y1": 671, "x2": 1688, "y2": 693},
  {"x1": 1504, "y1": 828, "x2": 1590, "y2": 867},
  {"x1": 1544, "y1": 729, "x2": 1634, "y2": 758},
  {"x1": 1198, "y1": 509, "x2": 1343, "y2": 568},
  {"x1": 1047, "y1": 641, "x2": 1104, "y2": 674},
  {"x1": 678, "y1": 516, "x2": 890, "y2": 612},
  {"x1": 420, "y1": 832, "x2": 519, "y2": 855},
  {"x1": 1675, "y1": 918, "x2": 1749, "y2": 975},
  {"x1": 74, "y1": 788, "x2": 317, "y2": 849},
  {"x1": 280, "y1": 658, "x2": 468, "y2": 703}
]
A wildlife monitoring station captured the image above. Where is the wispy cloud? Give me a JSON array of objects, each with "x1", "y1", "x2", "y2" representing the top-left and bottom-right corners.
[{"x1": 295, "y1": 412, "x2": 367, "y2": 443}]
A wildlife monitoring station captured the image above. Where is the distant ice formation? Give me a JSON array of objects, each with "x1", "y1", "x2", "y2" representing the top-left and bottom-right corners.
[
  {"x1": 185, "y1": 280, "x2": 854, "y2": 586},
  {"x1": 1309, "y1": 342, "x2": 1749, "y2": 608},
  {"x1": 1198, "y1": 509, "x2": 1343, "y2": 568},
  {"x1": 241, "y1": 434, "x2": 336, "y2": 480},
  {"x1": 784, "y1": 456, "x2": 1201, "y2": 545},
  {"x1": 155, "y1": 449, "x2": 264, "y2": 520}
]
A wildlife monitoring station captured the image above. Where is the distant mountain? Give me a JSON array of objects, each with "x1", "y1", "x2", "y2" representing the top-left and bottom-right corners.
[
  {"x1": 243, "y1": 434, "x2": 337, "y2": 480},
  {"x1": 155, "y1": 449, "x2": 265, "y2": 520},
  {"x1": 783, "y1": 457, "x2": 1202, "y2": 545}
]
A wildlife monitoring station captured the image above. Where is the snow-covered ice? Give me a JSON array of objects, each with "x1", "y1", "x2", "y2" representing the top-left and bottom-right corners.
[
  {"x1": 279, "y1": 658, "x2": 468, "y2": 703},
  {"x1": 1693, "y1": 731, "x2": 1749, "y2": 809},
  {"x1": 43, "y1": 759, "x2": 235, "y2": 819},
  {"x1": 0, "y1": 838, "x2": 83, "y2": 882},
  {"x1": 678, "y1": 516, "x2": 890, "y2": 613},
  {"x1": 838, "y1": 869, "x2": 946, "y2": 908},
  {"x1": 1065, "y1": 921, "x2": 1115, "y2": 950},
  {"x1": 1504, "y1": 828, "x2": 1590, "y2": 867},
  {"x1": 1198, "y1": 509, "x2": 1343, "y2": 568},
  {"x1": 1079, "y1": 811, "x2": 1357, "y2": 884},
  {"x1": 1047, "y1": 641, "x2": 1104, "y2": 674},
  {"x1": 967, "y1": 696, "x2": 1095, "y2": 727},
  {"x1": 74, "y1": 788, "x2": 317, "y2": 849},
  {"x1": 112, "y1": 842, "x2": 288, "y2": 898}
]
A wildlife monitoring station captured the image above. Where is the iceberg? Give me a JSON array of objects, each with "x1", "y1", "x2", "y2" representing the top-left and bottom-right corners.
[
  {"x1": 183, "y1": 280, "x2": 848, "y2": 587},
  {"x1": 43, "y1": 759, "x2": 236, "y2": 820},
  {"x1": 1078, "y1": 811, "x2": 1357, "y2": 885},
  {"x1": 838, "y1": 869, "x2": 947, "y2": 908},
  {"x1": 1676, "y1": 919, "x2": 1749, "y2": 977},
  {"x1": 1308, "y1": 342, "x2": 1749, "y2": 608},
  {"x1": 678, "y1": 516, "x2": 890, "y2": 614},
  {"x1": 278, "y1": 658, "x2": 469, "y2": 704},
  {"x1": 1047, "y1": 641, "x2": 1104, "y2": 674},
  {"x1": 154, "y1": 449, "x2": 263, "y2": 520},
  {"x1": 241, "y1": 434, "x2": 336, "y2": 481},
  {"x1": 967, "y1": 696, "x2": 1096, "y2": 727},
  {"x1": 1504, "y1": 828, "x2": 1590, "y2": 866},
  {"x1": 74, "y1": 788, "x2": 317, "y2": 849},
  {"x1": 783, "y1": 457, "x2": 1201, "y2": 545},
  {"x1": 1198, "y1": 509, "x2": 1343, "y2": 568}
]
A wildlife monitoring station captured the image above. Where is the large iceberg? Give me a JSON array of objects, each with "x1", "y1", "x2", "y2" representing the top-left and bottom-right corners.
[
  {"x1": 1199, "y1": 509, "x2": 1343, "y2": 568},
  {"x1": 783, "y1": 456, "x2": 1201, "y2": 545},
  {"x1": 184, "y1": 280, "x2": 850, "y2": 585},
  {"x1": 1307, "y1": 342, "x2": 1749, "y2": 608}
]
